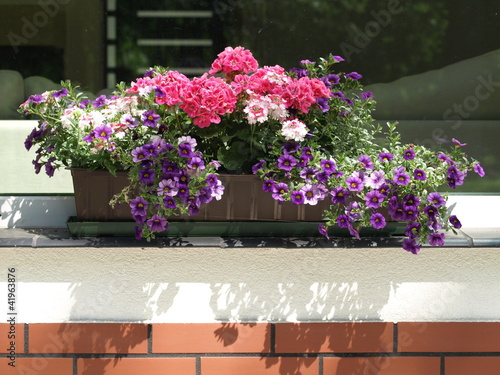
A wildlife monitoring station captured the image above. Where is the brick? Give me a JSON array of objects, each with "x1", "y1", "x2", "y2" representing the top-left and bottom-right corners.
[
  {"x1": 78, "y1": 358, "x2": 195, "y2": 375},
  {"x1": 446, "y1": 357, "x2": 500, "y2": 375},
  {"x1": 275, "y1": 322, "x2": 393, "y2": 353},
  {"x1": 0, "y1": 358, "x2": 72, "y2": 375},
  {"x1": 152, "y1": 323, "x2": 270, "y2": 353},
  {"x1": 201, "y1": 357, "x2": 319, "y2": 375},
  {"x1": 29, "y1": 323, "x2": 148, "y2": 354},
  {"x1": 324, "y1": 357, "x2": 440, "y2": 375},
  {"x1": 398, "y1": 322, "x2": 500, "y2": 352},
  {"x1": 0, "y1": 323, "x2": 25, "y2": 354}
]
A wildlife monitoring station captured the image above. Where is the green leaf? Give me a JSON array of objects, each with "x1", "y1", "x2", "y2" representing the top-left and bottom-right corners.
[{"x1": 217, "y1": 141, "x2": 250, "y2": 171}]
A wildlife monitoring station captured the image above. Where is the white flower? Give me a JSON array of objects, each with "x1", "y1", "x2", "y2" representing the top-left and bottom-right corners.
[{"x1": 280, "y1": 119, "x2": 309, "y2": 142}]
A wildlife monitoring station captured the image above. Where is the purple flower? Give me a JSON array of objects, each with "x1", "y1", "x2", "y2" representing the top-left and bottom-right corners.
[
  {"x1": 291, "y1": 191, "x2": 305, "y2": 205},
  {"x1": 370, "y1": 213, "x2": 386, "y2": 229},
  {"x1": 206, "y1": 174, "x2": 219, "y2": 187},
  {"x1": 449, "y1": 215, "x2": 462, "y2": 229},
  {"x1": 300, "y1": 59, "x2": 315, "y2": 65},
  {"x1": 198, "y1": 186, "x2": 214, "y2": 204},
  {"x1": 438, "y1": 153, "x2": 453, "y2": 164},
  {"x1": 424, "y1": 205, "x2": 438, "y2": 217},
  {"x1": 343, "y1": 98, "x2": 354, "y2": 106},
  {"x1": 163, "y1": 196, "x2": 177, "y2": 209},
  {"x1": 366, "y1": 170, "x2": 385, "y2": 189},
  {"x1": 52, "y1": 88, "x2": 68, "y2": 98},
  {"x1": 358, "y1": 155, "x2": 374, "y2": 170},
  {"x1": 175, "y1": 172, "x2": 190, "y2": 186},
  {"x1": 131, "y1": 146, "x2": 149, "y2": 163},
  {"x1": 93, "y1": 95, "x2": 107, "y2": 108},
  {"x1": 403, "y1": 193, "x2": 420, "y2": 206},
  {"x1": 405, "y1": 222, "x2": 421, "y2": 238},
  {"x1": 301, "y1": 184, "x2": 322, "y2": 205},
  {"x1": 135, "y1": 227, "x2": 143, "y2": 240},
  {"x1": 365, "y1": 190, "x2": 384, "y2": 209},
  {"x1": 330, "y1": 186, "x2": 349, "y2": 204},
  {"x1": 28, "y1": 94, "x2": 45, "y2": 104},
  {"x1": 427, "y1": 192, "x2": 446, "y2": 207},
  {"x1": 317, "y1": 97, "x2": 330, "y2": 112},
  {"x1": 142, "y1": 110, "x2": 160, "y2": 127},
  {"x1": 320, "y1": 74, "x2": 340, "y2": 87},
  {"x1": 262, "y1": 179, "x2": 275, "y2": 192},
  {"x1": 346, "y1": 176, "x2": 364, "y2": 191},
  {"x1": 278, "y1": 154, "x2": 297, "y2": 171},
  {"x1": 300, "y1": 167, "x2": 318, "y2": 181},
  {"x1": 378, "y1": 183, "x2": 390, "y2": 197},
  {"x1": 333, "y1": 56, "x2": 344, "y2": 62},
  {"x1": 177, "y1": 185, "x2": 190, "y2": 198},
  {"x1": 452, "y1": 138, "x2": 467, "y2": 147},
  {"x1": 413, "y1": 169, "x2": 427, "y2": 181},
  {"x1": 290, "y1": 68, "x2": 309, "y2": 78},
  {"x1": 403, "y1": 149, "x2": 415, "y2": 160},
  {"x1": 138, "y1": 168, "x2": 155, "y2": 184},
  {"x1": 130, "y1": 196, "x2": 148, "y2": 216},
  {"x1": 178, "y1": 143, "x2": 194, "y2": 158},
  {"x1": 429, "y1": 232, "x2": 445, "y2": 246},
  {"x1": 302, "y1": 147, "x2": 313, "y2": 160},
  {"x1": 473, "y1": 163, "x2": 485, "y2": 177},
  {"x1": 188, "y1": 156, "x2": 205, "y2": 170},
  {"x1": 403, "y1": 238, "x2": 420, "y2": 254},
  {"x1": 403, "y1": 205, "x2": 418, "y2": 221},
  {"x1": 282, "y1": 142, "x2": 300, "y2": 154},
  {"x1": 147, "y1": 215, "x2": 168, "y2": 232},
  {"x1": 252, "y1": 160, "x2": 265, "y2": 174},
  {"x1": 120, "y1": 113, "x2": 139, "y2": 128},
  {"x1": 379, "y1": 152, "x2": 394, "y2": 162},
  {"x1": 318, "y1": 224, "x2": 329, "y2": 239},
  {"x1": 346, "y1": 72, "x2": 362, "y2": 80},
  {"x1": 348, "y1": 223, "x2": 361, "y2": 240},
  {"x1": 394, "y1": 172, "x2": 410, "y2": 185},
  {"x1": 320, "y1": 159, "x2": 336, "y2": 174},
  {"x1": 361, "y1": 91, "x2": 374, "y2": 100},
  {"x1": 157, "y1": 179, "x2": 178, "y2": 196},
  {"x1": 162, "y1": 161, "x2": 180, "y2": 176},
  {"x1": 337, "y1": 214, "x2": 350, "y2": 228},
  {"x1": 331, "y1": 91, "x2": 345, "y2": 99},
  {"x1": 272, "y1": 182, "x2": 289, "y2": 201},
  {"x1": 94, "y1": 125, "x2": 113, "y2": 140}
]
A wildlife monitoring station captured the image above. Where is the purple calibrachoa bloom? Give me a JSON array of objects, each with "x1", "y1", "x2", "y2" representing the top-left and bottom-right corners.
[
  {"x1": 424, "y1": 205, "x2": 438, "y2": 217},
  {"x1": 318, "y1": 224, "x2": 329, "y2": 239},
  {"x1": 403, "y1": 149, "x2": 415, "y2": 160},
  {"x1": 320, "y1": 74, "x2": 340, "y2": 87},
  {"x1": 427, "y1": 192, "x2": 446, "y2": 207},
  {"x1": 331, "y1": 91, "x2": 345, "y2": 99},
  {"x1": 346, "y1": 72, "x2": 362, "y2": 80},
  {"x1": 142, "y1": 110, "x2": 160, "y2": 127},
  {"x1": 358, "y1": 155, "x2": 374, "y2": 170},
  {"x1": 300, "y1": 167, "x2": 318, "y2": 181},
  {"x1": 370, "y1": 213, "x2": 386, "y2": 229},
  {"x1": 272, "y1": 182, "x2": 289, "y2": 201},
  {"x1": 283, "y1": 141, "x2": 300, "y2": 154},
  {"x1": 252, "y1": 160, "x2": 265, "y2": 173},
  {"x1": 330, "y1": 186, "x2": 349, "y2": 204},
  {"x1": 135, "y1": 227, "x2": 143, "y2": 240},
  {"x1": 178, "y1": 142, "x2": 194, "y2": 158},
  {"x1": 452, "y1": 138, "x2": 467, "y2": 147},
  {"x1": 262, "y1": 179, "x2": 275, "y2": 192},
  {"x1": 366, "y1": 170, "x2": 385, "y2": 189},
  {"x1": 52, "y1": 88, "x2": 68, "y2": 98},
  {"x1": 130, "y1": 196, "x2": 148, "y2": 216},
  {"x1": 198, "y1": 186, "x2": 214, "y2": 204},
  {"x1": 131, "y1": 146, "x2": 149, "y2": 163},
  {"x1": 277, "y1": 154, "x2": 297, "y2": 171},
  {"x1": 403, "y1": 205, "x2": 418, "y2": 221},
  {"x1": 147, "y1": 215, "x2": 168, "y2": 232},
  {"x1": 449, "y1": 215, "x2": 462, "y2": 229},
  {"x1": 302, "y1": 147, "x2": 313, "y2": 160},
  {"x1": 365, "y1": 190, "x2": 384, "y2": 209},
  {"x1": 394, "y1": 172, "x2": 410, "y2": 185},
  {"x1": 438, "y1": 153, "x2": 453, "y2": 164},
  {"x1": 138, "y1": 168, "x2": 155, "y2": 184},
  {"x1": 206, "y1": 174, "x2": 219, "y2": 187},
  {"x1": 28, "y1": 94, "x2": 45, "y2": 104},
  {"x1": 378, "y1": 152, "x2": 394, "y2": 162},
  {"x1": 120, "y1": 113, "x2": 139, "y2": 128},
  {"x1": 291, "y1": 191, "x2": 305, "y2": 205},
  {"x1": 405, "y1": 222, "x2": 421, "y2": 238},
  {"x1": 320, "y1": 159, "x2": 336, "y2": 174},
  {"x1": 403, "y1": 238, "x2": 420, "y2": 254},
  {"x1": 188, "y1": 156, "x2": 205, "y2": 170},
  {"x1": 361, "y1": 91, "x2": 374, "y2": 100},
  {"x1": 428, "y1": 232, "x2": 445, "y2": 246},
  {"x1": 163, "y1": 196, "x2": 177, "y2": 209},
  {"x1": 162, "y1": 161, "x2": 180, "y2": 176},
  {"x1": 93, "y1": 95, "x2": 107, "y2": 108},
  {"x1": 336, "y1": 214, "x2": 350, "y2": 228},
  {"x1": 346, "y1": 176, "x2": 364, "y2": 191},
  {"x1": 403, "y1": 193, "x2": 420, "y2": 207},
  {"x1": 94, "y1": 125, "x2": 113, "y2": 140},
  {"x1": 474, "y1": 163, "x2": 485, "y2": 177},
  {"x1": 301, "y1": 184, "x2": 320, "y2": 205},
  {"x1": 378, "y1": 183, "x2": 390, "y2": 197},
  {"x1": 413, "y1": 169, "x2": 427, "y2": 181},
  {"x1": 157, "y1": 179, "x2": 178, "y2": 196}
]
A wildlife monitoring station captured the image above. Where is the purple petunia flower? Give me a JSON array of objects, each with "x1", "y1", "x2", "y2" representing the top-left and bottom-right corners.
[
  {"x1": 346, "y1": 72, "x2": 362, "y2": 80},
  {"x1": 94, "y1": 125, "x2": 113, "y2": 140},
  {"x1": 301, "y1": 184, "x2": 321, "y2": 205},
  {"x1": 358, "y1": 155, "x2": 374, "y2": 170},
  {"x1": 157, "y1": 179, "x2": 178, "y2": 197},
  {"x1": 428, "y1": 232, "x2": 445, "y2": 246},
  {"x1": 473, "y1": 163, "x2": 485, "y2": 177},
  {"x1": 320, "y1": 159, "x2": 336, "y2": 174},
  {"x1": 330, "y1": 186, "x2": 349, "y2": 204},
  {"x1": 337, "y1": 214, "x2": 350, "y2": 228},
  {"x1": 135, "y1": 226, "x2": 143, "y2": 240},
  {"x1": 28, "y1": 94, "x2": 45, "y2": 104},
  {"x1": 147, "y1": 215, "x2": 168, "y2": 232},
  {"x1": 452, "y1": 138, "x2": 467, "y2": 147},
  {"x1": 361, "y1": 91, "x2": 374, "y2": 100},
  {"x1": 449, "y1": 215, "x2": 462, "y2": 229},
  {"x1": 403, "y1": 205, "x2": 418, "y2": 221},
  {"x1": 252, "y1": 160, "x2": 265, "y2": 174},
  {"x1": 198, "y1": 186, "x2": 214, "y2": 204},
  {"x1": 379, "y1": 152, "x2": 394, "y2": 162},
  {"x1": 142, "y1": 110, "x2": 160, "y2": 127},
  {"x1": 320, "y1": 74, "x2": 340, "y2": 87},
  {"x1": 366, "y1": 170, "x2": 385, "y2": 189},
  {"x1": 93, "y1": 95, "x2": 107, "y2": 108},
  {"x1": 438, "y1": 153, "x2": 453, "y2": 164},
  {"x1": 403, "y1": 149, "x2": 415, "y2": 160},
  {"x1": 178, "y1": 142, "x2": 194, "y2": 158},
  {"x1": 300, "y1": 167, "x2": 318, "y2": 181},
  {"x1": 427, "y1": 192, "x2": 446, "y2": 207},
  {"x1": 131, "y1": 146, "x2": 149, "y2": 163},
  {"x1": 318, "y1": 223, "x2": 330, "y2": 239},
  {"x1": 188, "y1": 156, "x2": 205, "y2": 170},
  {"x1": 138, "y1": 168, "x2": 155, "y2": 183},
  {"x1": 405, "y1": 222, "x2": 421, "y2": 238},
  {"x1": 206, "y1": 174, "x2": 219, "y2": 187},
  {"x1": 272, "y1": 182, "x2": 289, "y2": 201},
  {"x1": 424, "y1": 205, "x2": 438, "y2": 217},
  {"x1": 365, "y1": 190, "x2": 384, "y2": 209},
  {"x1": 291, "y1": 191, "x2": 305, "y2": 205},
  {"x1": 403, "y1": 193, "x2": 420, "y2": 207},
  {"x1": 163, "y1": 196, "x2": 177, "y2": 209},
  {"x1": 378, "y1": 183, "x2": 390, "y2": 197},
  {"x1": 52, "y1": 88, "x2": 68, "y2": 98},
  {"x1": 331, "y1": 91, "x2": 345, "y2": 99},
  {"x1": 370, "y1": 213, "x2": 386, "y2": 229},
  {"x1": 262, "y1": 179, "x2": 275, "y2": 192},
  {"x1": 413, "y1": 169, "x2": 427, "y2": 181},
  {"x1": 394, "y1": 172, "x2": 410, "y2": 185},
  {"x1": 277, "y1": 154, "x2": 297, "y2": 171},
  {"x1": 316, "y1": 97, "x2": 330, "y2": 112},
  {"x1": 302, "y1": 147, "x2": 314, "y2": 160},
  {"x1": 289, "y1": 67, "x2": 309, "y2": 78},
  {"x1": 120, "y1": 114, "x2": 139, "y2": 128},
  {"x1": 346, "y1": 176, "x2": 364, "y2": 191},
  {"x1": 403, "y1": 238, "x2": 420, "y2": 254},
  {"x1": 343, "y1": 98, "x2": 354, "y2": 106},
  {"x1": 282, "y1": 142, "x2": 300, "y2": 154},
  {"x1": 130, "y1": 196, "x2": 148, "y2": 216}
]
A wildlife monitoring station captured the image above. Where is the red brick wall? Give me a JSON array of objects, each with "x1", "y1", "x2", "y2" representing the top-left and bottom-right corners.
[{"x1": 2, "y1": 322, "x2": 500, "y2": 374}]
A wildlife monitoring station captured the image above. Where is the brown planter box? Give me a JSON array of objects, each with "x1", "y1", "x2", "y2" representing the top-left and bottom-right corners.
[{"x1": 70, "y1": 169, "x2": 328, "y2": 222}]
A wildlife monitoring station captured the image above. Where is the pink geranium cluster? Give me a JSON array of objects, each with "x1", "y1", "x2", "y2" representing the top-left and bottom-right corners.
[{"x1": 209, "y1": 46, "x2": 259, "y2": 76}]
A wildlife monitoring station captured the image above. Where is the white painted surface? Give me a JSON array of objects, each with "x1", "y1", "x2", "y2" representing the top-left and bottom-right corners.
[{"x1": 1, "y1": 246, "x2": 500, "y2": 323}]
